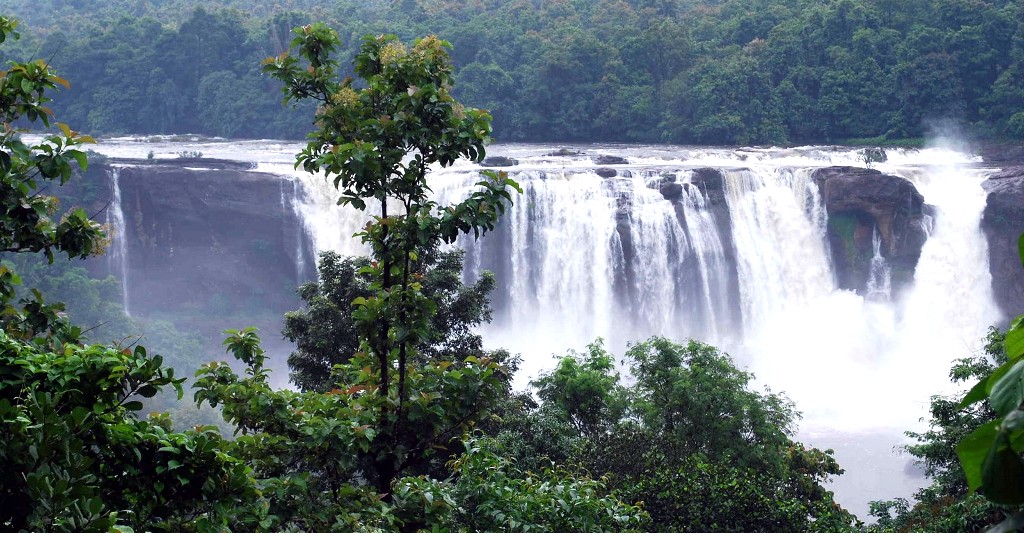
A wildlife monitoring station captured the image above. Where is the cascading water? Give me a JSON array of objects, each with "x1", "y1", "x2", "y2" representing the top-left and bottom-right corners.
[
  {"x1": 259, "y1": 162, "x2": 370, "y2": 258},
  {"x1": 105, "y1": 167, "x2": 131, "y2": 315},
  {"x1": 675, "y1": 175, "x2": 733, "y2": 340},
  {"x1": 280, "y1": 177, "x2": 310, "y2": 286},
  {"x1": 866, "y1": 225, "x2": 892, "y2": 301},
  {"x1": 722, "y1": 167, "x2": 833, "y2": 333}
]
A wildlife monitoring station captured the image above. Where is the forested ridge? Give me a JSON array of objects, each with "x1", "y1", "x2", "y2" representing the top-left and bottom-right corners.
[{"x1": 0, "y1": 0, "x2": 1021, "y2": 145}]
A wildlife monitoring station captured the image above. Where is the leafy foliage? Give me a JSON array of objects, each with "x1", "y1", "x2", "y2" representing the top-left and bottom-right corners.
[
  {"x1": 263, "y1": 24, "x2": 522, "y2": 497},
  {"x1": 0, "y1": 336, "x2": 259, "y2": 532},
  {"x1": 951, "y1": 236, "x2": 1024, "y2": 530},
  {"x1": 194, "y1": 327, "x2": 509, "y2": 530}
]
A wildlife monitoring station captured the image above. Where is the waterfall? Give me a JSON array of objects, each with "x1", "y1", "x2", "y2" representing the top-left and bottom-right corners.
[
  {"x1": 261, "y1": 162, "x2": 371, "y2": 258},
  {"x1": 268, "y1": 146, "x2": 997, "y2": 433},
  {"x1": 292, "y1": 179, "x2": 309, "y2": 284},
  {"x1": 866, "y1": 226, "x2": 891, "y2": 301},
  {"x1": 105, "y1": 167, "x2": 131, "y2": 316},
  {"x1": 677, "y1": 178, "x2": 732, "y2": 340},
  {"x1": 280, "y1": 177, "x2": 310, "y2": 286},
  {"x1": 722, "y1": 167, "x2": 833, "y2": 333}
]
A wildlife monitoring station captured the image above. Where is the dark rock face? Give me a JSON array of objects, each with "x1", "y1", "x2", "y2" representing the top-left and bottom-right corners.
[
  {"x1": 862, "y1": 147, "x2": 887, "y2": 164},
  {"x1": 813, "y1": 166, "x2": 928, "y2": 296},
  {"x1": 111, "y1": 163, "x2": 313, "y2": 319},
  {"x1": 546, "y1": 148, "x2": 583, "y2": 157},
  {"x1": 691, "y1": 167, "x2": 724, "y2": 192},
  {"x1": 595, "y1": 167, "x2": 617, "y2": 178},
  {"x1": 982, "y1": 166, "x2": 1024, "y2": 320},
  {"x1": 659, "y1": 182, "x2": 683, "y2": 200},
  {"x1": 976, "y1": 143, "x2": 1024, "y2": 168},
  {"x1": 595, "y1": 155, "x2": 628, "y2": 165},
  {"x1": 481, "y1": 156, "x2": 518, "y2": 167}
]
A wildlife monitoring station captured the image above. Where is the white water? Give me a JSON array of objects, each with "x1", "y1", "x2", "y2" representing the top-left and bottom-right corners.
[
  {"x1": 866, "y1": 226, "x2": 892, "y2": 301},
  {"x1": 723, "y1": 167, "x2": 834, "y2": 334},
  {"x1": 105, "y1": 167, "x2": 131, "y2": 316},
  {"x1": 279, "y1": 177, "x2": 310, "y2": 286},
  {"x1": 87, "y1": 138, "x2": 1002, "y2": 518}
]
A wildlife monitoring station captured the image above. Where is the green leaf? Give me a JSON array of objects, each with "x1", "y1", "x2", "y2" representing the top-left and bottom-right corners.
[
  {"x1": 123, "y1": 401, "x2": 144, "y2": 411},
  {"x1": 962, "y1": 357, "x2": 1019, "y2": 410},
  {"x1": 69, "y1": 150, "x2": 88, "y2": 171},
  {"x1": 1006, "y1": 319, "x2": 1024, "y2": 360},
  {"x1": 961, "y1": 376, "x2": 991, "y2": 409},
  {"x1": 983, "y1": 429, "x2": 1024, "y2": 504},
  {"x1": 991, "y1": 359, "x2": 1024, "y2": 416},
  {"x1": 958, "y1": 419, "x2": 1000, "y2": 492}
]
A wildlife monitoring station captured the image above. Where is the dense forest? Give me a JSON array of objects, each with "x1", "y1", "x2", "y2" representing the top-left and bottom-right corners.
[{"x1": 0, "y1": 0, "x2": 1021, "y2": 144}]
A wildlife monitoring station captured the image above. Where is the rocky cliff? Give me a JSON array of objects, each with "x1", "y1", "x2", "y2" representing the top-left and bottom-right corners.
[
  {"x1": 983, "y1": 166, "x2": 1024, "y2": 321},
  {"x1": 813, "y1": 167, "x2": 929, "y2": 297},
  {"x1": 84, "y1": 160, "x2": 315, "y2": 359},
  {"x1": 114, "y1": 162, "x2": 313, "y2": 316}
]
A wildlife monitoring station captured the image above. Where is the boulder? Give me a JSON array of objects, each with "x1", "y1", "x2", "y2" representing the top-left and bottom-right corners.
[
  {"x1": 982, "y1": 166, "x2": 1024, "y2": 320},
  {"x1": 546, "y1": 148, "x2": 583, "y2": 157},
  {"x1": 595, "y1": 167, "x2": 617, "y2": 178},
  {"x1": 595, "y1": 155, "x2": 628, "y2": 165},
  {"x1": 813, "y1": 166, "x2": 927, "y2": 296},
  {"x1": 481, "y1": 156, "x2": 518, "y2": 167},
  {"x1": 688, "y1": 168, "x2": 727, "y2": 206},
  {"x1": 862, "y1": 147, "x2": 887, "y2": 164},
  {"x1": 691, "y1": 167, "x2": 724, "y2": 192},
  {"x1": 976, "y1": 142, "x2": 1024, "y2": 168},
  {"x1": 660, "y1": 182, "x2": 684, "y2": 201}
]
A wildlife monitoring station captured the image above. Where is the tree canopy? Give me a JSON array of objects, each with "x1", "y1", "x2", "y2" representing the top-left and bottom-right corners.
[{"x1": 0, "y1": 0, "x2": 1020, "y2": 144}]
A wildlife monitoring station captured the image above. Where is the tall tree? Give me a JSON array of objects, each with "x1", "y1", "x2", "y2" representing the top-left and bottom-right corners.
[{"x1": 192, "y1": 25, "x2": 644, "y2": 531}]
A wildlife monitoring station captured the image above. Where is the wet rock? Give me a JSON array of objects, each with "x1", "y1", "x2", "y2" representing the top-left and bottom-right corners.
[
  {"x1": 862, "y1": 147, "x2": 887, "y2": 164},
  {"x1": 660, "y1": 182, "x2": 684, "y2": 201},
  {"x1": 108, "y1": 164, "x2": 308, "y2": 319},
  {"x1": 546, "y1": 147, "x2": 584, "y2": 157},
  {"x1": 481, "y1": 156, "x2": 518, "y2": 167},
  {"x1": 982, "y1": 166, "x2": 1024, "y2": 321},
  {"x1": 691, "y1": 167, "x2": 724, "y2": 191},
  {"x1": 595, "y1": 167, "x2": 617, "y2": 178},
  {"x1": 813, "y1": 166, "x2": 927, "y2": 297},
  {"x1": 595, "y1": 155, "x2": 628, "y2": 165}
]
